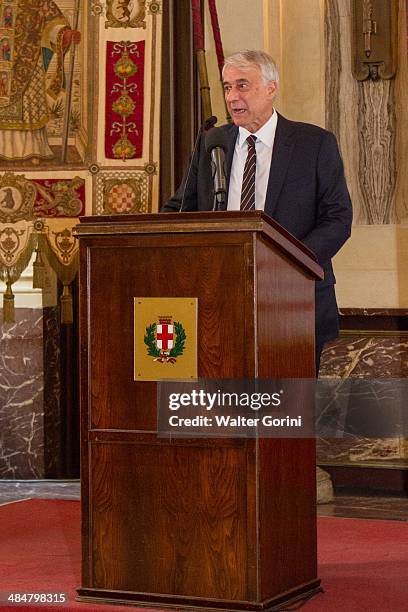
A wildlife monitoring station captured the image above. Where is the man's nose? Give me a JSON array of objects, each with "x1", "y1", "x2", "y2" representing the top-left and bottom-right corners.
[{"x1": 226, "y1": 87, "x2": 239, "y2": 102}]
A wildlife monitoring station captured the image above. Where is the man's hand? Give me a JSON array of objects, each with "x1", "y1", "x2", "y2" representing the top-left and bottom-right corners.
[{"x1": 62, "y1": 29, "x2": 81, "y2": 48}]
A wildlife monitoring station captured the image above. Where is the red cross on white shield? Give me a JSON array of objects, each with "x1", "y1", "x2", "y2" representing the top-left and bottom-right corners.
[{"x1": 156, "y1": 324, "x2": 174, "y2": 350}]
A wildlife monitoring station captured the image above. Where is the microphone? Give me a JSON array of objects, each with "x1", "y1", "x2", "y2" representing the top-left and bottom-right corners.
[
  {"x1": 179, "y1": 116, "x2": 218, "y2": 213},
  {"x1": 203, "y1": 115, "x2": 218, "y2": 131},
  {"x1": 204, "y1": 127, "x2": 229, "y2": 211}
]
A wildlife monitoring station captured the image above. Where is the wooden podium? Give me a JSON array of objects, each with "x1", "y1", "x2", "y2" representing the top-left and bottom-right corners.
[{"x1": 75, "y1": 211, "x2": 323, "y2": 611}]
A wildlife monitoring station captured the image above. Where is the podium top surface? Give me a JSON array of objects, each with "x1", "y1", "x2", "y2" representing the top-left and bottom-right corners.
[{"x1": 75, "y1": 211, "x2": 323, "y2": 280}]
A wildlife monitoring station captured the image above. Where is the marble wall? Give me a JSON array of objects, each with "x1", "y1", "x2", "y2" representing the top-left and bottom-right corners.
[
  {"x1": 0, "y1": 310, "x2": 44, "y2": 478},
  {"x1": 318, "y1": 3, "x2": 408, "y2": 471},
  {"x1": 43, "y1": 308, "x2": 62, "y2": 477},
  {"x1": 0, "y1": 307, "x2": 62, "y2": 479},
  {"x1": 318, "y1": 323, "x2": 408, "y2": 466}
]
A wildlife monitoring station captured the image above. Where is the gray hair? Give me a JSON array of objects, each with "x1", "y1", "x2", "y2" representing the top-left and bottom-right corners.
[{"x1": 222, "y1": 50, "x2": 279, "y2": 87}]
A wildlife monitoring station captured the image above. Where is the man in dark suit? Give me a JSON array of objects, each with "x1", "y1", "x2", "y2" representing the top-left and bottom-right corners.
[{"x1": 162, "y1": 50, "x2": 352, "y2": 371}]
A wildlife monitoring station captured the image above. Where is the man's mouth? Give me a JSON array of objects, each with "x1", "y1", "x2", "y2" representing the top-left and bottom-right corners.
[{"x1": 231, "y1": 108, "x2": 247, "y2": 115}]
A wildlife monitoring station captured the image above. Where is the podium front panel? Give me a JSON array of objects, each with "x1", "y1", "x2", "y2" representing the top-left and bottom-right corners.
[{"x1": 78, "y1": 217, "x2": 320, "y2": 610}]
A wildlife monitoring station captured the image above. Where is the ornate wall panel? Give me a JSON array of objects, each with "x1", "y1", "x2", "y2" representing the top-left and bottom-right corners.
[
  {"x1": 357, "y1": 79, "x2": 397, "y2": 224},
  {"x1": 94, "y1": 0, "x2": 162, "y2": 214},
  {"x1": 0, "y1": 1, "x2": 162, "y2": 317},
  {"x1": 325, "y1": 0, "x2": 397, "y2": 224},
  {"x1": 0, "y1": 1, "x2": 162, "y2": 478}
]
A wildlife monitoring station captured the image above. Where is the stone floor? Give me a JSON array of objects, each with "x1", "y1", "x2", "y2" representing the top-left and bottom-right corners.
[
  {"x1": 0, "y1": 480, "x2": 80, "y2": 505},
  {"x1": 318, "y1": 493, "x2": 408, "y2": 521},
  {"x1": 0, "y1": 480, "x2": 407, "y2": 521}
]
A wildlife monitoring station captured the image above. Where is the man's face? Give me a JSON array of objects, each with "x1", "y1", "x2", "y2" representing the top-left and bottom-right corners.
[{"x1": 223, "y1": 65, "x2": 276, "y2": 133}]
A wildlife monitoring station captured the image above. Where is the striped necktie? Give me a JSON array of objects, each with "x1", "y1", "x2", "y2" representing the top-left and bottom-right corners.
[{"x1": 240, "y1": 135, "x2": 257, "y2": 211}]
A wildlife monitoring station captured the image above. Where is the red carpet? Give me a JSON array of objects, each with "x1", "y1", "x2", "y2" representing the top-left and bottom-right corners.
[{"x1": 0, "y1": 499, "x2": 407, "y2": 611}]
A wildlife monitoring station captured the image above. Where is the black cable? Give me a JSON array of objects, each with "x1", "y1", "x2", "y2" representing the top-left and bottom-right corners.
[
  {"x1": 179, "y1": 115, "x2": 217, "y2": 212},
  {"x1": 279, "y1": 587, "x2": 324, "y2": 611}
]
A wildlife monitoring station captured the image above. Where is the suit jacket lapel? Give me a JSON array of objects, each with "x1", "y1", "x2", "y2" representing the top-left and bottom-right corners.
[{"x1": 264, "y1": 114, "x2": 295, "y2": 218}]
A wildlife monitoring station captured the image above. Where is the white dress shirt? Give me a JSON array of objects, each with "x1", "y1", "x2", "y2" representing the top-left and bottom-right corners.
[{"x1": 227, "y1": 111, "x2": 278, "y2": 211}]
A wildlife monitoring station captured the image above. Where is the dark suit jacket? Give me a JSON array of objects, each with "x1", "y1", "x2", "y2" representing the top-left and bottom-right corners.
[{"x1": 162, "y1": 114, "x2": 352, "y2": 346}]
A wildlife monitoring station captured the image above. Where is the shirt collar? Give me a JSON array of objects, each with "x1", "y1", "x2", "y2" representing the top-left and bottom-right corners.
[{"x1": 238, "y1": 110, "x2": 278, "y2": 148}]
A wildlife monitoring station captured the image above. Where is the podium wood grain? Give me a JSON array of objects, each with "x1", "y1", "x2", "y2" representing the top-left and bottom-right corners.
[{"x1": 76, "y1": 212, "x2": 323, "y2": 610}]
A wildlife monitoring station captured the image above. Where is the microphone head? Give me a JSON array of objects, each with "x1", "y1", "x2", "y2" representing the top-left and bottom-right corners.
[
  {"x1": 203, "y1": 115, "x2": 217, "y2": 131},
  {"x1": 204, "y1": 127, "x2": 229, "y2": 154}
]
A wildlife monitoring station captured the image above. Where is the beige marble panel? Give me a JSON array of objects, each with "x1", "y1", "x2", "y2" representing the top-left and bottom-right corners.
[
  {"x1": 324, "y1": 0, "x2": 340, "y2": 137},
  {"x1": 204, "y1": 0, "x2": 264, "y2": 125},
  {"x1": 326, "y1": 0, "x2": 363, "y2": 222},
  {"x1": 263, "y1": 0, "x2": 282, "y2": 82},
  {"x1": 357, "y1": 79, "x2": 397, "y2": 224},
  {"x1": 280, "y1": 0, "x2": 325, "y2": 126},
  {"x1": 205, "y1": 1, "x2": 325, "y2": 127},
  {"x1": 395, "y1": 0, "x2": 408, "y2": 223},
  {"x1": 336, "y1": 271, "x2": 407, "y2": 308},
  {"x1": 264, "y1": 0, "x2": 325, "y2": 126},
  {"x1": 334, "y1": 226, "x2": 401, "y2": 270},
  {"x1": 334, "y1": 226, "x2": 408, "y2": 308}
]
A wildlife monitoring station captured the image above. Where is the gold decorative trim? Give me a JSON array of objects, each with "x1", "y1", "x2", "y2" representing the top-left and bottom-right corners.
[
  {"x1": 102, "y1": 176, "x2": 146, "y2": 214},
  {"x1": 0, "y1": 117, "x2": 49, "y2": 131},
  {"x1": 148, "y1": 1, "x2": 161, "y2": 15},
  {"x1": 94, "y1": 170, "x2": 149, "y2": 214},
  {"x1": 0, "y1": 173, "x2": 36, "y2": 223},
  {"x1": 91, "y1": 1, "x2": 104, "y2": 16},
  {"x1": 340, "y1": 330, "x2": 408, "y2": 337},
  {"x1": 51, "y1": 227, "x2": 77, "y2": 264},
  {"x1": 105, "y1": 0, "x2": 146, "y2": 29},
  {"x1": 89, "y1": 163, "x2": 100, "y2": 175},
  {"x1": 144, "y1": 161, "x2": 157, "y2": 175}
]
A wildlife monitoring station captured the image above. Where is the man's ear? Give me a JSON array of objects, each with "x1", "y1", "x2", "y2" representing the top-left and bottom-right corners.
[{"x1": 267, "y1": 81, "x2": 277, "y2": 99}]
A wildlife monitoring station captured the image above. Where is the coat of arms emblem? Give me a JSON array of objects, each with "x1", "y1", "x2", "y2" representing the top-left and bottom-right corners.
[{"x1": 144, "y1": 317, "x2": 186, "y2": 363}]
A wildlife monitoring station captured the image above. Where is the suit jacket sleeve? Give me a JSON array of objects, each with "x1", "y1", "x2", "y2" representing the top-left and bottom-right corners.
[{"x1": 301, "y1": 132, "x2": 352, "y2": 265}]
